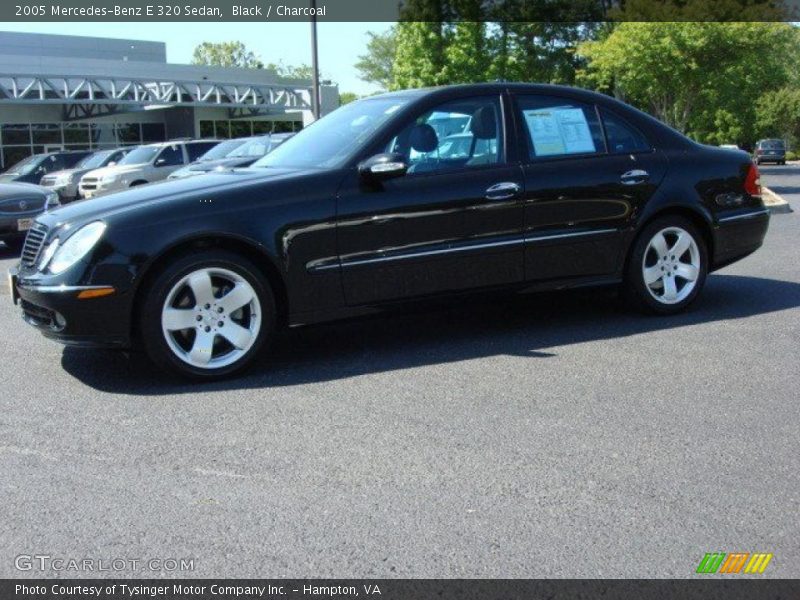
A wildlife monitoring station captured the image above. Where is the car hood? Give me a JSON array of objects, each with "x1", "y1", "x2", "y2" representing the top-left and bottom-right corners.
[
  {"x1": 43, "y1": 167, "x2": 90, "y2": 179},
  {"x1": 40, "y1": 166, "x2": 303, "y2": 228},
  {"x1": 84, "y1": 163, "x2": 148, "y2": 179},
  {"x1": 0, "y1": 182, "x2": 47, "y2": 200},
  {"x1": 192, "y1": 157, "x2": 258, "y2": 172}
]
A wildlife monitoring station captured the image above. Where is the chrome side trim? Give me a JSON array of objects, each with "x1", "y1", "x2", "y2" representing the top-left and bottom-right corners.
[
  {"x1": 524, "y1": 228, "x2": 618, "y2": 243},
  {"x1": 308, "y1": 228, "x2": 620, "y2": 272},
  {"x1": 339, "y1": 237, "x2": 525, "y2": 268},
  {"x1": 717, "y1": 208, "x2": 770, "y2": 223},
  {"x1": 22, "y1": 284, "x2": 113, "y2": 293}
]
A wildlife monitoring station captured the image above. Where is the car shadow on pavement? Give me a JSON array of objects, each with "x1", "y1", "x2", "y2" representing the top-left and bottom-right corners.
[{"x1": 61, "y1": 273, "x2": 800, "y2": 396}]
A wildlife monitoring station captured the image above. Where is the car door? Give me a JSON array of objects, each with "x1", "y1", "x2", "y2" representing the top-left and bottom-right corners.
[
  {"x1": 513, "y1": 94, "x2": 667, "y2": 281},
  {"x1": 335, "y1": 93, "x2": 525, "y2": 306},
  {"x1": 152, "y1": 144, "x2": 184, "y2": 180}
]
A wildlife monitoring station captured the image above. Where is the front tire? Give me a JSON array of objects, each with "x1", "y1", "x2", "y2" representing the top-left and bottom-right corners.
[
  {"x1": 139, "y1": 250, "x2": 276, "y2": 379},
  {"x1": 623, "y1": 216, "x2": 708, "y2": 315}
]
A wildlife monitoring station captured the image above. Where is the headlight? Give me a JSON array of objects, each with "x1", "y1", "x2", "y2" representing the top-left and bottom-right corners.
[
  {"x1": 44, "y1": 191, "x2": 60, "y2": 211},
  {"x1": 101, "y1": 173, "x2": 118, "y2": 184},
  {"x1": 43, "y1": 221, "x2": 106, "y2": 274}
]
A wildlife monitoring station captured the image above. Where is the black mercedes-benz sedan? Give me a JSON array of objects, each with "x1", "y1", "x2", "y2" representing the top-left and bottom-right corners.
[{"x1": 9, "y1": 83, "x2": 769, "y2": 379}]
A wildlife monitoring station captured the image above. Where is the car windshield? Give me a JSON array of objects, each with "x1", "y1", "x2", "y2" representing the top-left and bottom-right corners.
[
  {"x1": 119, "y1": 146, "x2": 160, "y2": 165},
  {"x1": 761, "y1": 140, "x2": 785, "y2": 149},
  {"x1": 253, "y1": 97, "x2": 410, "y2": 169},
  {"x1": 198, "y1": 139, "x2": 245, "y2": 161},
  {"x1": 77, "y1": 151, "x2": 114, "y2": 169},
  {"x1": 5, "y1": 154, "x2": 43, "y2": 175},
  {"x1": 228, "y1": 137, "x2": 272, "y2": 158}
]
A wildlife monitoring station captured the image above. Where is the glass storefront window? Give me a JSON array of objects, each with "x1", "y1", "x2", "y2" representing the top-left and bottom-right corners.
[
  {"x1": 115, "y1": 123, "x2": 142, "y2": 144},
  {"x1": 199, "y1": 120, "x2": 215, "y2": 138},
  {"x1": 64, "y1": 123, "x2": 91, "y2": 144},
  {"x1": 230, "y1": 121, "x2": 252, "y2": 138},
  {"x1": 2, "y1": 124, "x2": 31, "y2": 145},
  {"x1": 214, "y1": 121, "x2": 231, "y2": 138},
  {"x1": 31, "y1": 123, "x2": 62, "y2": 144}
]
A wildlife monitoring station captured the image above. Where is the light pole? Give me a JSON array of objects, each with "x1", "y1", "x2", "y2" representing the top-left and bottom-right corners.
[{"x1": 310, "y1": 0, "x2": 321, "y2": 120}]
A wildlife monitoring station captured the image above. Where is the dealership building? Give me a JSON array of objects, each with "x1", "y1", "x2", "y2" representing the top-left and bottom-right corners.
[{"x1": 0, "y1": 31, "x2": 338, "y2": 169}]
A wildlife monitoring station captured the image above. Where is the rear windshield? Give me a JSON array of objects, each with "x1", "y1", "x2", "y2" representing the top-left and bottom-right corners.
[{"x1": 760, "y1": 140, "x2": 785, "y2": 149}]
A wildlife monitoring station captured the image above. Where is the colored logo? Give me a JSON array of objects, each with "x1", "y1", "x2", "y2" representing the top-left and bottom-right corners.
[{"x1": 696, "y1": 552, "x2": 773, "y2": 574}]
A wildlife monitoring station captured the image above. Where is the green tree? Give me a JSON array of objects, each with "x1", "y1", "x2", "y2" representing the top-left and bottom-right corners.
[
  {"x1": 756, "y1": 87, "x2": 800, "y2": 145},
  {"x1": 355, "y1": 28, "x2": 397, "y2": 90},
  {"x1": 339, "y1": 92, "x2": 360, "y2": 105},
  {"x1": 191, "y1": 41, "x2": 263, "y2": 69},
  {"x1": 391, "y1": 21, "x2": 448, "y2": 90},
  {"x1": 577, "y1": 23, "x2": 799, "y2": 145}
]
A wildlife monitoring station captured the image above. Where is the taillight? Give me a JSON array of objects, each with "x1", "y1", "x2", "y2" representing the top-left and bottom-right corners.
[
  {"x1": 744, "y1": 162, "x2": 761, "y2": 197},
  {"x1": 756, "y1": 149, "x2": 763, "y2": 155}
]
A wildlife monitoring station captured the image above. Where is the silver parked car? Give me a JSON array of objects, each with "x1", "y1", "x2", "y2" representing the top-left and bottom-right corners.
[
  {"x1": 78, "y1": 140, "x2": 219, "y2": 198},
  {"x1": 39, "y1": 147, "x2": 132, "y2": 203}
]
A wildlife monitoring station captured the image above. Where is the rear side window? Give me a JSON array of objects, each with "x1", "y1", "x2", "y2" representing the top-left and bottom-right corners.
[
  {"x1": 516, "y1": 95, "x2": 605, "y2": 160},
  {"x1": 600, "y1": 109, "x2": 651, "y2": 154},
  {"x1": 187, "y1": 142, "x2": 218, "y2": 161}
]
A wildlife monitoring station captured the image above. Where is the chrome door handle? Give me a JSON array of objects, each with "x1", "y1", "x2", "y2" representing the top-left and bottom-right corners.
[
  {"x1": 620, "y1": 169, "x2": 649, "y2": 185},
  {"x1": 485, "y1": 182, "x2": 521, "y2": 200}
]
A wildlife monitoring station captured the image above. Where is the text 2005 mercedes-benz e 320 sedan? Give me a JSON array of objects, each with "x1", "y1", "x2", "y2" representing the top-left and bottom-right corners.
[{"x1": 9, "y1": 84, "x2": 769, "y2": 379}]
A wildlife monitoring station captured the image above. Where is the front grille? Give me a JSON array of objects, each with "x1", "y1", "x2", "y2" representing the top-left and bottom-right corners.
[
  {"x1": 0, "y1": 196, "x2": 45, "y2": 215},
  {"x1": 21, "y1": 223, "x2": 48, "y2": 268},
  {"x1": 81, "y1": 177, "x2": 98, "y2": 191}
]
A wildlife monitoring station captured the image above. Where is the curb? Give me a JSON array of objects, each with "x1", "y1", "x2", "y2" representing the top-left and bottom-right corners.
[{"x1": 762, "y1": 186, "x2": 793, "y2": 214}]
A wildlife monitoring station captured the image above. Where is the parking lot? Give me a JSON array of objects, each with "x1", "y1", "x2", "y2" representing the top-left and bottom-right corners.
[{"x1": 0, "y1": 167, "x2": 798, "y2": 579}]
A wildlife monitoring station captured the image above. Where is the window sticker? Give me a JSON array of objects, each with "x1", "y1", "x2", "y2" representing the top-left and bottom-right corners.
[{"x1": 524, "y1": 107, "x2": 596, "y2": 156}]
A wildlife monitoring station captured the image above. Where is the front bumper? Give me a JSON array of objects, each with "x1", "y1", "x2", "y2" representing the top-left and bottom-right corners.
[
  {"x1": 0, "y1": 214, "x2": 40, "y2": 241},
  {"x1": 712, "y1": 207, "x2": 770, "y2": 270},
  {"x1": 9, "y1": 266, "x2": 131, "y2": 348}
]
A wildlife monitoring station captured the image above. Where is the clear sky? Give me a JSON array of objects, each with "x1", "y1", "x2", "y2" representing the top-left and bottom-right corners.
[{"x1": 4, "y1": 22, "x2": 393, "y2": 95}]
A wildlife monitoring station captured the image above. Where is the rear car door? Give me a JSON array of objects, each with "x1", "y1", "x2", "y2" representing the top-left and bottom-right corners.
[
  {"x1": 335, "y1": 93, "x2": 525, "y2": 305},
  {"x1": 513, "y1": 93, "x2": 667, "y2": 281}
]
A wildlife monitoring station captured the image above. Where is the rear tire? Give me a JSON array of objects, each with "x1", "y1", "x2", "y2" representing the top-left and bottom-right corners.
[
  {"x1": 139, "y1": 250, "x2": 276, "y2": 380},
  {"x1": 623, "y1": 216, "x2": 708, "y2": 315}
]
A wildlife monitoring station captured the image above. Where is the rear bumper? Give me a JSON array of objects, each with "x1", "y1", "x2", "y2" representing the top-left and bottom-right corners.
[
  {"x1": 711, "y1": 207, "x2": 770, "y2": 270},
  {"x1": 9, "y1": 267, "x2": 131, "y2": 348}
]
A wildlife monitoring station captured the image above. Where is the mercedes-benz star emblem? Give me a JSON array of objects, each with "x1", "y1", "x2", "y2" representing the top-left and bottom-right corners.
[{"x1": 19, "y1": 200, "x2": 28, "y2": 210}]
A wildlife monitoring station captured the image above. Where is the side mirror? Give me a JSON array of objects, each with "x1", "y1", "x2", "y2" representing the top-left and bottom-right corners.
[
  {"x1": 107, "y1": 161, "x2": 117, "y2": 167},
  {"x1": 155, "y1": 158, "x2": 168, "y2": 167},
  {"x1": 358, "y1": 153, "x2": 407, "y2": 181}
]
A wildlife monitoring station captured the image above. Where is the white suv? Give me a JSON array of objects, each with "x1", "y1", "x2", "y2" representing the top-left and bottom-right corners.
[{"x1": 79, "y1": 140, "x2": 219, "y2": 198}]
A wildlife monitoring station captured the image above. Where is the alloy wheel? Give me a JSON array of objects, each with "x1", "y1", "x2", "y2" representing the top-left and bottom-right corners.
[
  {"x1": 161, "y1": 267, "x2": 262, "y2": 369},
  {"x1": 641, "y1": 226, "x2": 701, "y2": 305}
]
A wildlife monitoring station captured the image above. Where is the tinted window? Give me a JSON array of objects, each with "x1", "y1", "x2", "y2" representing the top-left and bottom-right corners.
[
  {"x1": 187, "y1": 141, "x2": 220, "y2": 162},
  {"x1": 516, "y1": 95, "x2": 605, "y2": 160},
  {"x1": 600, "y1": 109, "x2": 651, "y2": 154},
  {"x1": 61, "y1": 153, "x2": 89, "y2": 168},
  {"x1": 156, "y1": 145, "x2": 183, "y2": 167},
  {"x1": 386, "y1": 95, "x2": 503, "y2": 175}
]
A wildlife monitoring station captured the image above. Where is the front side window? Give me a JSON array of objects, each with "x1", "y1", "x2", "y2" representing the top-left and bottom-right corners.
[
  {"x1": 600, "y1": 109, "x2": 651, "y2": 154},
  {"x1": 386, "y1": 96, "x2": 503, "y2": 175},
  {"x1": 253, "y1": 97, "x2": 410, "y2": 170},
  {"x1": 156, "y1": 145, "x2": 183, "y2": 167},
  {"x1": 516, "y1": 95, "x2": 605, "y2": 160}
]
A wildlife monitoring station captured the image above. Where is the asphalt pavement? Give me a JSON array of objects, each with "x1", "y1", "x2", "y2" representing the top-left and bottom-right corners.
[{"x1": 0, "y1": 168, "x2": 798, "y2": 579}]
